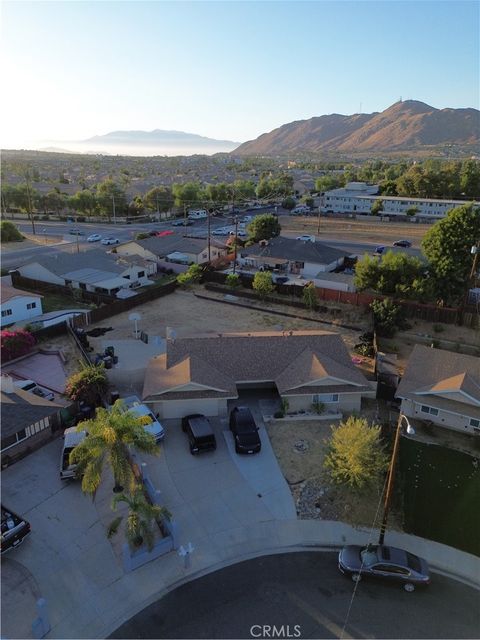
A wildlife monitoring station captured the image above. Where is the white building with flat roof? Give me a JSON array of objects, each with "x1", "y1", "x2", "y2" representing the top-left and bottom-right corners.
[{"x1": 321, "y1": 182, "x2": 476, "y2": 219}]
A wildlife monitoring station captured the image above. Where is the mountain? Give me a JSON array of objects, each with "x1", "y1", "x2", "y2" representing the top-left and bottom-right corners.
[
  {"x1": 234, "y1": 101, "x2": 480, "y2": 156},
  {"x1": 80, "y1": 129, "x2": 240, "y2": 156}
]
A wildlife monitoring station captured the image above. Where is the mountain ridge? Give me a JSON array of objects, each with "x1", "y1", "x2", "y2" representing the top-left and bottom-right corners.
[{"x1": 234, "y1": 101, "x2": 480, "y2": 156}]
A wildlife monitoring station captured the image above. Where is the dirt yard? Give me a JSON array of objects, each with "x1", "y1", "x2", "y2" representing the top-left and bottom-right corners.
[
  {"x1": 267, "y1": 401, "x2": 403, "y2": 531},
  {"x1": 280, "y1": 214, "x2": 430, "y2": 246}
]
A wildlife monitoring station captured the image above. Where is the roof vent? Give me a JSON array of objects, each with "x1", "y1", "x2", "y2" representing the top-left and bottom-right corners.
[{"x1": 0, "y1": 375, "x2": 15, "y2": 394}]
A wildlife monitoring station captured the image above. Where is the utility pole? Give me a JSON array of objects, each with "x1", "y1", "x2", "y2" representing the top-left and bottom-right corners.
[
  {"x1": 156, "y1": 194, "x2": 160, "y2": 219},
  {"x1": 183, "y1": 203, "x2": 187, "y2": 235},
  {"x1": 207, "y1": 209, "x2": 211, "y2": 263},
  {"x1": 25, "y1": 175, "x2": 36, "y2": 235},
  {"x1": 112, "y1": 194, "x2": 116, "y2": 225},
  {"x1": 459, "y1": 240, "x2": 480, "y2": 324},
  {"x1": 316, "y1": 207, "x2": 321, "y2": 235},
  {"x1": 233, "y1": 216, "x2": 238, "y2": 274}
]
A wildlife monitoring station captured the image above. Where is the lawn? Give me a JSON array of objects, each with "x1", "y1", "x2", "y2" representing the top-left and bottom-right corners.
[
  {"x1": 400, "y1": 437, "x2": 480, "y2": 556},
  {"x1": 41, "y1": 293, "x2": 93, "y2": 313}
]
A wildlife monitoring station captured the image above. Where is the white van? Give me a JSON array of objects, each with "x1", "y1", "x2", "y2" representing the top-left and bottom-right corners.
[
  {"x1": 60, "y1": 427, "x2": 87, "y2": 479},
  {"x1": 187, "y1": 209, "x2": 208, "y2": 220},
  {"x1": 291, "y1": 205, "x2": 310, "y2": 216},
  {"x1": 120, "y1": 396, "x2": 165, "y2": 442}
]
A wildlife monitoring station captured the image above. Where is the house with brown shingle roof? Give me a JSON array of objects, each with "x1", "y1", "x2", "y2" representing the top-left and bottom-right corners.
[
  {"x1": 142, "y1": 330, "x2": 374, "y2": 419},
  {"x1": 395, "y1": 345, "x2": 480, "y2": 435}
]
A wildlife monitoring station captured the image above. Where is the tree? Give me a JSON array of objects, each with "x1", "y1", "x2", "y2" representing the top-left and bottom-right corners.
[
  {"x1": 302, "y1": 282, "x2": 318, "y2": 310},
  {"x1": 96, "y1": 179, "x2": 127, "y2": 221},
  {"x1": 353, "y1": 254, "x2": 381, "y2": 292},
  {"x1": 172, "y1": 182, "x2": 201, "y2": 208},
  {"x1": 70, "y1": 400, "x2": 160, "y2": 495},
  {"x1": 281, "y1": 196, "x2": 296, "y2": 211},
  {"x1": 355, "y1": 251, "x2": 426, "y2": 300},
  {"x1": 111, "y1": 487, "x2": 170, "y2": 551},
  {"x1": 1, "y1": 221, "x2": 24, "y2": 242},
  {"x1": 405, "y1": 206, "x2": 418, "y2": 217},
  {"x1": 247, "y1": 213, "x2": 281, "y2": 242},
  {"x1": 421, "y1": 203, "x2": 480, "y2": 305},
  {"x1": 1, "y1": 329, "x2": 36, "y2": 361},
  {"x1": 370, "y1": 298, "x2": 406, "y2": 337},
  {"x1": 144, "y1": 186, "x2": 174, "y2": 213},
  {"x1": 314, "y1": 175, "x2": 344, "y2": 193},
  {"x1": 324, "y1": 416, "x2": 388, "y2": 490},
  {"x1": 460, "y1": 160, "x2": 480, "y2": 198},
  {"x1": 128, "y1": 195, "x2": 145, "y2": 218},
  {"x1": 226, "y1": 273, "x2": 240, "y2": 289},
  {"x1": 69, "y1": 190, "x2": 96, "y2": 217},
  {"x1": 176, "y1": 263, "x2": 203, "y2": 287},
  {"x1": 370, "y1": 199, "x2": 384, "y2": 216},
  {"x1": 253, "y1": 271, "x2": 275, "y2": 299},
  {"x1": 65, "y1": 363, "x2": 109, "y2": 406}
]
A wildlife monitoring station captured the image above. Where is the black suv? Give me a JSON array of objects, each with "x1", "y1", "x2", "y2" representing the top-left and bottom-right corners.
[
  {"x1": 229, "y1": 406, "x2": 261, "y2": 454},
  {"x1": 182, "y1": 414, "x2": 217, "y2": 455},
  {"x1": 1, "y1": 505, "x2": 31, "y2": 554}
]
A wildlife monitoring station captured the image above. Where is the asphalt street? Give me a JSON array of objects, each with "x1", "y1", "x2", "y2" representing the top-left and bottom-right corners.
[{"x1": 110, "y1": 552, "x2": 479, "y2": 640}]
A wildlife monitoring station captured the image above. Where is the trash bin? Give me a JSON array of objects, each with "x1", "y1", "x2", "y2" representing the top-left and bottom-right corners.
[
  {"x1": 105, "y1": 346, "x2": 115, "y2": 358},
  {"x1": 103, "y1": 356, "x2": 113, "y2": 369},
  {"x1": 110, "y1": 390, "x2": 120, "y2": 404}
]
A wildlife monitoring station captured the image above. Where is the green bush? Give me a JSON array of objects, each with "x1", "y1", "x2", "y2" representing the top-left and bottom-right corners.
[
  {"x1": 433, "y1": 323, "x2": 444, "y2": 333},
  {"x1": 0, "y1": 221, "x2": 24, "y2": 242}
]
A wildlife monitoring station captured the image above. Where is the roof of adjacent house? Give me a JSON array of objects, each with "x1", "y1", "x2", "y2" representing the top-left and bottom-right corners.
[
  {"x1": 32, "y1": 250, "x2": 125, "y2": 277},
  {"x1": 396, "y1": 345, "x2": 480, "y2": 417},
  {"x1": 1, "y1": 388, "x2": 62, "y2": 437},
  {"x1": 1, "y1": 284, "x2": 43, "y2": 303},
  {"x1": 124, "y1": 236, "x2": 226, "y2": 258},
  {"x1": 241, "y1": 236, "x2": 348, "y2": 265},
  {"x1": 143, "y1": 331, "x2": 371, "y2": 400}
]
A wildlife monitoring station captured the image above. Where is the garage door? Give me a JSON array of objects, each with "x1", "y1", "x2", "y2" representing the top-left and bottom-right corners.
[{"x1": 158, "y1": 399, "x2": 223, "y2": 419}]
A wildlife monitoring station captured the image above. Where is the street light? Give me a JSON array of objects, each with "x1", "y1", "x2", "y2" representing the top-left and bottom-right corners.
[{"x1": 378, "y1": 413, "x2": 415, "y2": 545}]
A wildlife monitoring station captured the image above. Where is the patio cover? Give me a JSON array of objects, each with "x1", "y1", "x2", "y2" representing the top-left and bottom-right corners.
[{"x1": 246, "y1": 256, "x2": 289, "y2": 266}]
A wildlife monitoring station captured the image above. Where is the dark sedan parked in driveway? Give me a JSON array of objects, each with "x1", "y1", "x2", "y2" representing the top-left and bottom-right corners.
[
  {"x1": 338, "y1": 544, "x2": 430, "y2": 591},
  {"x1": 229, "y1": 406, "x2": 261, "y2": 454}
]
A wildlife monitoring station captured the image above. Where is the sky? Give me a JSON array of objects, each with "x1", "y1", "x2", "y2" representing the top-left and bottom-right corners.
[{"x1": 1, "y1": 0, "x2": 479, "y2": 151}]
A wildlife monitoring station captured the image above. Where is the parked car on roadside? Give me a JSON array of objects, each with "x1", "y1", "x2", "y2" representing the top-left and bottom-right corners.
[
  {"x1": 338, "y1": 544, "x2": 430, "y2": 592},
  {"x1": 87, "y1": 234, "x2": 102, "y2": 242},
  {"x1": 172, "y1": 219, "x2": 193, "y2": 226},
  {"x1": 212, "y1": 227, "x2": 229, "y2": 236},
  {"x1": 296, "y1": 235, "x2": 315, "y2": 243},
  {"x1": 60, "y1": 427, "x2": 87, "y2": 479},
  {"x1": 374, "y1": 245, "x2": 385, "y2": 255},
  {"x1": 181, "y1": 414, "x2": 217, "y2": 455},
  {"x1": 69, "y1": 228, "x2": 85, "y2": 235},
  {"x1": 1, "y1": 505, "x2": 31, "y2": 554},
  {"x1": 101, "y1": 237, "x2": 120, "y2": 245},
  {"x1": 229, "y1": 406, "x2": 261, "y2": 454},
  {"x1": 393, "y1": 240, "x2": 412, "y2": 248},
  {"x1": 119, "y1": 396, "x2": 165, "y2": 442}
]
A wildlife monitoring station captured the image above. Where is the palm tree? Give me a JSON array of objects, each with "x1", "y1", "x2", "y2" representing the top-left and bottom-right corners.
[
  {"x1": 111, "y1": 487, "x2": 171, "y2": 551},
  {"x1": 70, "y1": 400, "x2": 160, "y2": 496}
]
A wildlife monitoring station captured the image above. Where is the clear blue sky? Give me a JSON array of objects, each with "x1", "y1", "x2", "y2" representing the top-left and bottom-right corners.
[{"x1": 1, "y1": 0, "x2": 479, "y2": 147}]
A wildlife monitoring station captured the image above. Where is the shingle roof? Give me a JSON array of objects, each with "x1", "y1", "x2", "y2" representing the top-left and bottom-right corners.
[
  {"x1": 131, "y1": 236, "x2": 226, "y2": 258},
  {"x1": 1, "y1": 389, "x2": 62, "y2": 437},
  {"x1": 34, "y1": 250, "x2": 124, "y2": 277},
  {"x1": 1, "y1": 284, "x2": 43, "y2": 303},
  {"x1": 143, "y1": 331, "x2": 369, "y2": 400},
  {"x1": 242, "y1": 236, "x2": 348, "y2": 265},
  {"x1": 396, "y1": 345, "x2": 480, "y2": 416}
]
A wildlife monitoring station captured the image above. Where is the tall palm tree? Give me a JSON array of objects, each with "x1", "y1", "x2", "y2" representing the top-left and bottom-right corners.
[
  {"x1": 70, "y1": 400, "x2": 160, "y2": 496},
  {"x1": 111, "y1": 487, "x2": 171, "y2": 551}
]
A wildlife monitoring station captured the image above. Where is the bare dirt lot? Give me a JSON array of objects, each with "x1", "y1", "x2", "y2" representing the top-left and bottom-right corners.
[{"x1": 280, "y1": 214, "x2": 430, "y2": 246}]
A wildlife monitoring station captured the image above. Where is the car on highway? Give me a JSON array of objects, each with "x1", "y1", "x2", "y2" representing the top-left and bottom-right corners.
[
  {"x1": 101, "y1": 237, "x2": 120, "y2": 245},
  {"x1": 393, "y1": 239, "x2": 412, "y2": 248},
  {"x1": 212, "y1": 228, "x2": 229, "y2": 236},
  {"x1": 338, "y1": 544, "x2": 430, "y2": 591},
  {"x1": 172, "y1": 219, "x2": 193, "y2": 226},
  {"x1": 87, "y1": 233, "x2": 102, "y2": 242},
  {"x1": 374, "y1": 245, "x2": 386, "y2": 255},
  {"x1": 69, "y1": 228, "x2": 85, "y2": 235},
  {"x1": 296, "y1": 235, "x2": 315, "y2": 243},
  {"x1": 181, "y1": 414, "x2": 217, "y2": 455},
  {"x1": 229, "y1": 229, "x2": 247, "y2": 237},
  {"x1": 229, "y1": 406, "x2": 261, "y2": 454},
  {"x1": 1, "y1": 505, "x2": 31, "y2": 554}
]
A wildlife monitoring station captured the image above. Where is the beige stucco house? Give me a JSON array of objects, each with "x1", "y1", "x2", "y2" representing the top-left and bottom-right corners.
[
  {"x1": 115, "y1": 236, "x2": 227, "y2": 265},
  {"x1": 142, "y1": 331, "x2": 375, "y2": 419},
  {"x1": 395, "y1": 345, "x2": 480, "y2": 435}
]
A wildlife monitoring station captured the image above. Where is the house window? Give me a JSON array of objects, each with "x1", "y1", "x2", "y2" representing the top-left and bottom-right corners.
[
  {"x1": 470, "y1": 418, "x2": 480, "y2": 429},
  {"x1": 313, "y1": 393, "x2": 339, "y2": 403},
  {"x1": 420, "y1": 405, "x2": 439, "y2": 416},
  {"x1": 124, "y1": 274, "x2": 130, "y2": 279},
  {"x1": 138, "y1": 271, "x2": 145, "y2": 278},
  {"x1": 27, "y1": 302, "x2": 37, "y2": 309},
  {"x1": 79, "y1": 283, "x2": 87, "y2": 290},
  {"x1": 1, "y1": 309, "x2": 13, "y2": 317}
]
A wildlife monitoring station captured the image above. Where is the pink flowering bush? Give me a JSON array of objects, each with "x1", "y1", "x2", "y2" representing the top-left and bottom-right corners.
[{"x1": 0, "y1": 329, "x2": 36, "y2": 362}]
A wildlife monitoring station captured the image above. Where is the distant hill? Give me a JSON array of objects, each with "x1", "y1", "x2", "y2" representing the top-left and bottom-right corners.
[
  {"x1": 234, "y1": 101, "x2": 480, "y2": 156},
  {"x1": 80, "y1": 129, "x2": 240, "y2": 156}
]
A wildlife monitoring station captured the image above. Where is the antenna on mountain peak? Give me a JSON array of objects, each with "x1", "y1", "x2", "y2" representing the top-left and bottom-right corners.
[{"x1": 399, "y1": 96, "x2": 403, "y2": 102}]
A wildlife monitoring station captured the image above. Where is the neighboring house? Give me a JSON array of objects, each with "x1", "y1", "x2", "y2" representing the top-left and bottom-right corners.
[
  {"x1": 239, "y1": 236, "x2": 348, "y2": 277},
  {"x1": 0, "y1": 375, "x2": 63, "y2": 464},
  {"x1": 321, "y1": 181, "x2": 475, "y2": 219},
  {"x1": 115, "y1": 236, "x2": 227, "y2": 265},
  {"x1": 142, "y1": 331, "x2": 375, "y2": 419},
  {"x1": 0, "y1": 284, "x2": 43, "y2": 327},
  {"x1": 15, "y1": 250, "x2": 153, "y2": 296},
  {"x1": 395, "y1": 345, "x2": 480, "y2": 435}
]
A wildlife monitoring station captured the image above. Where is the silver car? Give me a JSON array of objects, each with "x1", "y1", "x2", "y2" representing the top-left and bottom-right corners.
[{"x1": 338, "y1": 544, "x2": 430, "y2": 591}]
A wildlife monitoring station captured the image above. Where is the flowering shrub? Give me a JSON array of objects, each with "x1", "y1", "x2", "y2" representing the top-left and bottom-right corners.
[
  {"x1": 0, "y1": 329, "x2": 36, "y2": 362},
  {"x1": 65, "y1": 363, "x2": 108, "y2": 405}
]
